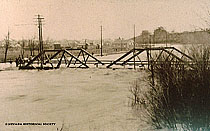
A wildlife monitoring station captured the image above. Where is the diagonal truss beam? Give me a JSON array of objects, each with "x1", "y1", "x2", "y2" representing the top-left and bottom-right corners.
[
  {"x1": 107, "y1": 49, "x2": 134, "y2": 68},
  {"x1": 44, "y1": 53, "x2": 54, "y2": 68},
  {"x1": 67, "y1": 57, "x2": 73, "y2": 67},
  {"x1": 74, "y1": 50, "x2": 82, "y2": 65},
  {"x1": 57, "y1": 51, "x2": 65, "y2": 68},
  {"x1": 172, "y1": 47, "x2": 194, "y2": 60},
  {"x1": 163, "y1": 49, "x2": 195, "y2": 69},
  {"x1": 121, "y1": 49, "x2": 144, "y2": 65},
  {"x1": 25, "y1": 51, "x2": 45, "y2": 67},
  {"x1": 80, "y1": 49, "x2": 104, "y2": 65},
  {"x1": 64, "y1": 50, "x2": 89, "y2": 68},
  {"x1": 44, "y1": 50, "x2": 62, "y2": 64}
]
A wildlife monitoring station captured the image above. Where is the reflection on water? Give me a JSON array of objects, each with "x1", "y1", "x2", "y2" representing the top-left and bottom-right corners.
[{"x1": 0, "y1": 68, "x2": 151, "y2": 131}]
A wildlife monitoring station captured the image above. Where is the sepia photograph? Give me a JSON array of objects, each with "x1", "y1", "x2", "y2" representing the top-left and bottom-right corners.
[{"x1": 0, "y1": 0, "x2": 210, "y2": 130}]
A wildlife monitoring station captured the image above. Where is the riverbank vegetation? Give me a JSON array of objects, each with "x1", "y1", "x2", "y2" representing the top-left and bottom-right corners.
[{"x1": 130, "y1": 45, "x2": 210, "y2": 130}]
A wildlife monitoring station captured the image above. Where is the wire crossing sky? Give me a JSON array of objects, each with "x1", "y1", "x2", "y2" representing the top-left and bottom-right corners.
[{"x1": 0, "y1": 0, "x2": 209, "y2": 40}]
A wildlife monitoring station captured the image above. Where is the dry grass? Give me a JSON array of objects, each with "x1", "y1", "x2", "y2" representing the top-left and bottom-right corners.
[{"x1": 130, "y1": 45, "x2": 210, "y2": 130}]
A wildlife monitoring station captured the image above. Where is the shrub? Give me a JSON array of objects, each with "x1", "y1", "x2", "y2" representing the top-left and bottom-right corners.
[{"x1": 130, "y1": 46, "x2": 210, "y2": 130}]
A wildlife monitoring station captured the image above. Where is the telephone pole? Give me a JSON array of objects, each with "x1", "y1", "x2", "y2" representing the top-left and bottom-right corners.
[
  {"x1": 35, "y1": 14, "x2": 44, "y2": 68},
  {"x1": 166, "y1": 32, "x2": 168, "y2": 47},
  {"x1": 120, "y1": 37, "x2": 122, "y2": 51},
  {"x1": 36, "y1": 14, "x2": 44, "y2": 53},
  {"x1": 100, "y1": 25, "x2": 103, "y2": 57}
]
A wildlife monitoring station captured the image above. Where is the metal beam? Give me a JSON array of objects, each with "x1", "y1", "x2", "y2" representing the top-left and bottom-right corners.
[
  {"x1": 172, "y1": 47, "x2": 194, "y2": 60},
  {"x1": 56, "y1": 51, "x2": 65, "y2": 68},
  {"x1": 25, "y1": 51, "x2": 45, "y2": 67},
  {"x1": 67, "y1": 57, "x2": 73, "y2": 68},
  {"x1": 107, "y1": 49, "x2": 134, "y2": 68},
  {"x1": 121, "y1": 49, "x2": 144, "y2": 65},
  {"x1": 45, "y1": 53, "x2": 54, "y2": 68},
  {"x1": 64, "y1": 50, "x2": 89, "y2": 68},
  {"x1": 84, "y1": 55, "x2": 90, "y2": 64},
  {"x1": 163, "y1": 49, "x2": 195, "y2": 69},
  {"x1": 81, "y1": 50, "x2": 86, "y2": 62},
  {"x1": 81, "y1": 49, "x2": 104, "y2": 65},
  {"x1": 45, "y1": 50, "x2": 62, "y2": 64},
  {"x1": 63, "y1": 54, "x2": 68, "y2": 65},
  {"x1": 74, "y1": 50, "x2": 82, "y2": 65}
]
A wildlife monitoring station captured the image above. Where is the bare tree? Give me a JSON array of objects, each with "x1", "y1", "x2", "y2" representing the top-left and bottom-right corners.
[
  {"x1": 28, "y1": 39, "x2": 35, "y2": 56},
  {"x1": 20, "y1": 40, "x2": 25, "y2": 59},
  {"x1": 4, "y1": 31, "x2": 10, "y2": 63}
]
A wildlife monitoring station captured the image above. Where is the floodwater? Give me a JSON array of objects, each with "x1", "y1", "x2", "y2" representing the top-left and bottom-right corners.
[
  {"x1": 0, "y1": 67, "x2": 151, "y2": 131},
  {"x1": 0, "y1": 44, "x2": 191, "y2": 131}
]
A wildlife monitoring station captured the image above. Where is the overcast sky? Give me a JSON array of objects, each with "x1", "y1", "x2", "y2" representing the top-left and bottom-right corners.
[{"x1": 0, "y1": 0, "x2": 209, "y2": 40}]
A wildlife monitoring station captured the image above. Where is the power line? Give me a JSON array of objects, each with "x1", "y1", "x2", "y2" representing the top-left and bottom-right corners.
[{"x1": 14, "y1": 24, "x2": 34, "y2": 26}]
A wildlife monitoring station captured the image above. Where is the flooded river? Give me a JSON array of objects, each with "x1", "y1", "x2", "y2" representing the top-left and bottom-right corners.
[
  {"x1": 0, "y1": 68, "x2": 151, "y2": 131},
  {"x1": 0, "y1": 44, "x2": 192, "y2": 130}
]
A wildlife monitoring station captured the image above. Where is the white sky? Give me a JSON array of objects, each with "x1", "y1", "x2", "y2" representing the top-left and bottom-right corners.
[{"x1": 0, "y1": 0, "x2": 209, "y2": 40}]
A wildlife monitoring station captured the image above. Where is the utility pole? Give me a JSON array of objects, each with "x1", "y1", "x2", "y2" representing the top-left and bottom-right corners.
[
  {"x1": 133, "y1": 24, "x2": 136, "y2": 70},
  {"x1": 120, "y1": 37, "x2": 122, "y2": 51},
  {"x1": 149, "y1": 35, "x2": 152, "y2": 48},
  {"x1": 32, "y1": 39, "x2": 35, "y2": 56},
  {"x1": 100, "y1": 25, "x2": 103, "y2": 57},
  {"x1": 29, "y1": 39, "x2": 35, "y2": 56},
  {"x1": 166, "y1": 32, "x2": 168, "y2": 47},
  {"x1": 35, "y1": 14, "x2": 44, "y2": 68},
  {"x1": 32, "y1": 35, "x2": 35, "y2": 56},
  {"x1": 84, "y1": 39, "x2": 87, "y2": 50}
]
